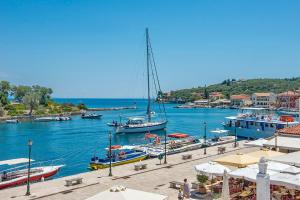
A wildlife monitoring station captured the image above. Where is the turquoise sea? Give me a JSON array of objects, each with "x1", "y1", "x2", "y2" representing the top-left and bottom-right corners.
[{"x1": 0, "y1": 98, "x2": 237, "y2": 178}]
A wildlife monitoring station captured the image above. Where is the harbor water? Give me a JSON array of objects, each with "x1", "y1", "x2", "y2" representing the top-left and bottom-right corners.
[{"x1": 0, "y1": 98, "x2": 237, "y2": 178}]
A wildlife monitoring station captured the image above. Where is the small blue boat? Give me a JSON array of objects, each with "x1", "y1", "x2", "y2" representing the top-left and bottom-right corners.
[{"x1": 90, "y1": 146, "x2": 148, "y2": 170}]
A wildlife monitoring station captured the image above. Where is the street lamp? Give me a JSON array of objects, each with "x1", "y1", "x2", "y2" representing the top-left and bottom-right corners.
[
  {"x1": 164, "y1": 128, "x2": 167, "y2": 164},
  {"x1": 26, "y1": 139, "x2": 33, "y2": 196},
  {"x1": 204, "y1": 122, "x2": 207, "y2": 155},
  {"x1": 234, "y1": 123, "x2": 237, "y2": 148},
  {"x1": 108, "y1": 131, "x2": 113, "y2": 177},
  {"x1": 275, "y1": 132, "x2": 278, "y2": 151}
]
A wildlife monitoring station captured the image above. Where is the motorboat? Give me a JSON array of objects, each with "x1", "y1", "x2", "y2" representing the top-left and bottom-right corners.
[
  {"x1": 55, "y1": 116, "x2": 72, "y2": 121},
  {"x1": 81, "y1": 113, "x2": 102, "y2": 119},
  {"x1": 5, "y1": 119, "x2": 19, "y2": 124},
  {"x1": 34, "y1": 117, "x2": 55, "y2": 122},
  {"x1": 223, "y1": 107, "x2": 299, "y2": 139},
  {"x1": 0, "y1": 158, "x2": 63, "y2": 190},
  {"x1": 90, "y1": 146, "x2": 148, "y2": 170}
]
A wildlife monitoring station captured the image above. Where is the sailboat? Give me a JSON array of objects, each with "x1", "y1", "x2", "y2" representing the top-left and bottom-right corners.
[{"x1": 115, "y1": 28, "x2": 168, "y2": 134}]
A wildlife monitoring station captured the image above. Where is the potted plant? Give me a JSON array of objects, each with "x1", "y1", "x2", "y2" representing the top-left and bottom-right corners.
[{"x1": 197, "y1": 174, "x2": 208, "y2": 194}]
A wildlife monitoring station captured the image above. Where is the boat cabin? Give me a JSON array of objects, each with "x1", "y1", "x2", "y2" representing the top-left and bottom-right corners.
[{"x1": 126, "y1": 117, "x2": 146, "y2": 125}]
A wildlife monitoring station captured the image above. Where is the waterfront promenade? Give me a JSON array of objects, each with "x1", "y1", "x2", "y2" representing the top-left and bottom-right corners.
[{"x1": 0, "y1": 141, "x2": 258, "y2": 200}]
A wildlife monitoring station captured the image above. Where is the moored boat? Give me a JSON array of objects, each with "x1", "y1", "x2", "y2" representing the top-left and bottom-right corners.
[
  {"x1": 0, "y1": 166, "x2": 62, "y2": 190},
  {"x1": 111, "y1": 28, "x2": 167, "y2": 134},
  {"x1": 55, "y1": 116, "x2": 72, "y2": 121},
  {"x1": 81, "y1": 113, "x2": 102, "y2": 119},
  {"x1": 34, "y1": 117, "x2": 55, "y2": 122},
  {"x1": 90, "y1": 146, "x2": 148, "y2": 170},
  {"x1": 223, "y1": 107, "x2": 299, "y2": 139},
  {"x1": 5, "y1": 119, "x2": 19, "y2": 124},
  {"x1": 0, "y1": 158, "x2": 63, "y2": 190},
  {"x1": 115, "y1": 117, "x2": 167, "y2": 134}
]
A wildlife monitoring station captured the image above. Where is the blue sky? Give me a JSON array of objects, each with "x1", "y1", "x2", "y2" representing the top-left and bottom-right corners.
[{"x1": 1, "y1": 0, "x2": 300, "y2": 98}]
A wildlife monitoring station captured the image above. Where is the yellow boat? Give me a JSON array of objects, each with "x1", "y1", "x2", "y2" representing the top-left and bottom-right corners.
[{"x1": 90, "y1": 149, "x2": 148, "y2": 170}]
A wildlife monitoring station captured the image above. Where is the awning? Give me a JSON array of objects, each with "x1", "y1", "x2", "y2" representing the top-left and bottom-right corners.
[
  {"x1": 248, "y1": 161, "x2": 291, "y2": 172},
  {"x1": 244, "y1": 138, "x2": 269, "y2": 147},
  {"x1": 229, "y1": 167, "x2": 278, "y2": 182},
  {"x1": 210, "y1": 129, "x2": 229, "y2": 134},
  {"x1": 214, "y1": 153, "x2": 258, "y2": 168},
  {"x1": 194, "y1": 162, "x2": 231, "y2": 176},
  {"x1": 145, "y1": 133, "x2": 158, "y2": 139},
  {"x1": 167, "y1": 133, "x2": 189, "y2": 138},
  {"x1": 264, "y1": 136, "x2": 300, "y2": 151},
  {"x1": 268, "y1": 151, "x2": 300, "y2": 167},
  {"x1": 270, "y1": 173, "x2": 300, "y2": 190},
  {"x1": 0, "y1": 158, "x2": 34, "y2": 166},
  {"x1": 85, "y1": 186, "x2": 168, "y2": 200},
  {"x1": 246, "y1": 149, "x2": 285, "y2": 158}
]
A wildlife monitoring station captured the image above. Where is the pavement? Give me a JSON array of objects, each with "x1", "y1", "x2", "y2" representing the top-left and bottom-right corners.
[{"x1": 0, "y1": 141, "x2": 258, "y2": 200}]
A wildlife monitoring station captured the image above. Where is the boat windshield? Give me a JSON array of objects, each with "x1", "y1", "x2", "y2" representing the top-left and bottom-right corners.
[
  {"x1": 127, "y1": 117, "x2": 145, "y2": 125},
  {"x1": 237, "y1": 107, "x2": 275, "y2": 118}
]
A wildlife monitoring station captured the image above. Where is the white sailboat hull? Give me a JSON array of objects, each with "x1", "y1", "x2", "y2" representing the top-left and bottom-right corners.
[{"x1": 115, "y1": 121, "x2": 167, "y2": 134}]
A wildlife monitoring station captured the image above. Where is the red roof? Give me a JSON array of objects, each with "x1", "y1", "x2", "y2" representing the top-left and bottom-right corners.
[
  {"x1": 230, "y1": 94, "x2": 250, "y2": 100},
  {"x1": 278, "y1": 124, "x2": 300, "y2": 136},
  {"x1": 278, "y1": 91, "x2": 300, "y2": 97},
  {"x1": 210, "y1": 92, "x2": 223, "y2": 96}
]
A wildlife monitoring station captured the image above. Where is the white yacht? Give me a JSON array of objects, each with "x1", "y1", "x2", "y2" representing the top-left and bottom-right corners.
[
  {"x1": 223, "y1": 107, "x2": 298, "y2": 139},
  {"x1": 114, "y1": 28, "x2": 167, "y2": 134},
  {"x1": 115, "y1": 117, "x2": 167, "y2": 134}
]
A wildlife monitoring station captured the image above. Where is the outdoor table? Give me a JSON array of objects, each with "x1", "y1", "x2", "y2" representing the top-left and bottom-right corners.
[
  {"x1": 239, "y1": 190, "x2": 252, "y2": 198},
  {"x1": 212, "y1": 184, "x2": 222, "y2": 193}
]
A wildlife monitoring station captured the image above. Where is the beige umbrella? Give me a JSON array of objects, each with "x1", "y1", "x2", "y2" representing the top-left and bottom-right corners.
[
  {"x1": 214, "y1": 153, "x2": 258, "y2": 168},
  {"x1": 247, "y1": 149, "x2": 285, "y2": 158},
  {"x1": 221, "y1": 170, "x2": 230, "y2": 200}
]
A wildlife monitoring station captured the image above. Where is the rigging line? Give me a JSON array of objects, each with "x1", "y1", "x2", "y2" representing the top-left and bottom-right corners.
[
  {"x1": 148, "y1": 36, "x2": 167, "y2": 121},
  {"x1": 149, "y1": 50, "x2": 163, "y2": 117}
]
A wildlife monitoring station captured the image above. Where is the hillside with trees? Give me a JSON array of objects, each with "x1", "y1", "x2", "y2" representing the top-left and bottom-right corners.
[
  {"x1": 166, "y1": 78, "x2": 300, "y2": 102},
  {"x1": 0, "y1": 81, "x2": 86, "y2": 117}
]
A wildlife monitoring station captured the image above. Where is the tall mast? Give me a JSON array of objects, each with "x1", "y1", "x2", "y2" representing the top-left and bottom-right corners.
[{"x1": 146, "y1": 28, "x2": 151, "y2": 122}]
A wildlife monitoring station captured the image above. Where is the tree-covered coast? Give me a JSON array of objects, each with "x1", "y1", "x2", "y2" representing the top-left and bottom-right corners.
[
  {"x1": 0, "y1": 81, "x2": 86, "y2": 118},
  {"x1": 165, "y1": 78, "x2": 300, "y2": 102}
]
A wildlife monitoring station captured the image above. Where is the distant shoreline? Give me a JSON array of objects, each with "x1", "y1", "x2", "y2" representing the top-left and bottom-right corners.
[{"x1": 0, "y1": 106, "x2": 137, "y2": 122}]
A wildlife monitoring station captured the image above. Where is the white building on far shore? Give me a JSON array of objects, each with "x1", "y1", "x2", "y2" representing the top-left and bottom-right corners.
[{"x1": 251, "y1": 93, "x2": 276, "y2": 108}]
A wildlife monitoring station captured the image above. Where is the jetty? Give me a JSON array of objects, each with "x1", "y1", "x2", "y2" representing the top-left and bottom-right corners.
[
  {"x1": 87, "y1": 106, "x2": 137, "y2": 111},
  {"x1": 0, "y1": 140, "x2": 257, "y2": 200}
]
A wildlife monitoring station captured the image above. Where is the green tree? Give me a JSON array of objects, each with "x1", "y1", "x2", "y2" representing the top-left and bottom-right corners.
[
  {"x1": 0, "y1": 93, "x2": 9, "y2": 106},
  {"x1": 0, "y1": 81, "x2": 11, "y2": 106},
  {"x1": 0, "y1": 81, "x2": 11, "y2": 96},
  {"x1": 204, "y1": 85, "x2": 209, "y2": 99},
  {"x1": 32, "y1": 85, "x2": 53, "y2": 105},
  {"x1": 23, "y1": 91, "x2": 40, "y2": 115},
  {"x1": 12, "y1": 85, "x2": 31, "y2": 102},
  {"x1": 0, "y1": 106, "x2": 4, "y2": 117}
]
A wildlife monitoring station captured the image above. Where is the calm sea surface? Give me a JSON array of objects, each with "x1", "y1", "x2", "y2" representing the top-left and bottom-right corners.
[{"x1": 0, "y1": 98, "x2": 237, "y2": 178}]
